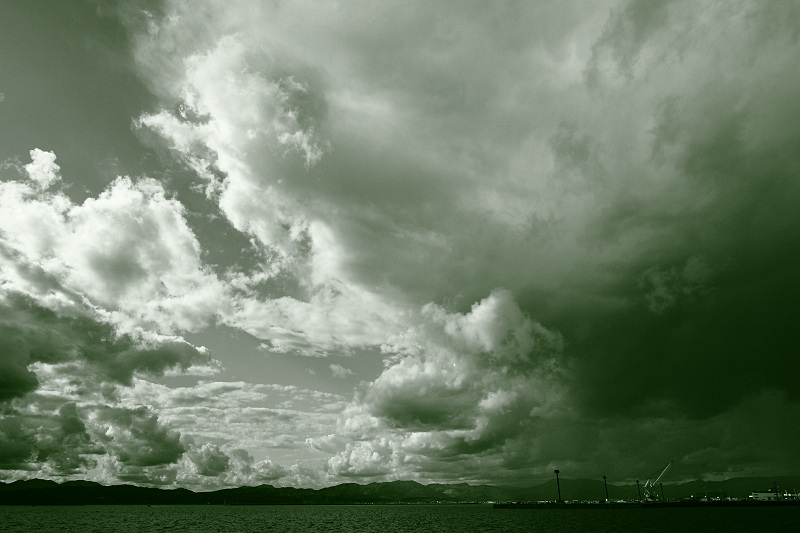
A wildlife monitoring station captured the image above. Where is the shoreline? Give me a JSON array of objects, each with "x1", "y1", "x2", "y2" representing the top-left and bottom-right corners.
[{"x1": 493, "y1": 500, "x2": 800, "y2": 509}]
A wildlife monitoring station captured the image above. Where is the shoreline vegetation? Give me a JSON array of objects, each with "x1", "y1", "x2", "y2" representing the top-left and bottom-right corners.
[{"x1": 2, "y1": 477, "x2": 799, "y2": 506}]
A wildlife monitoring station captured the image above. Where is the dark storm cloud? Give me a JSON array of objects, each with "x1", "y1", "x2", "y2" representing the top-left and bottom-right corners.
[
  {"x1": 545, "y1": 0, "x2": 800, "y2": 422},
  {"x1": 0, "y1": 293, "x2": 82, "y2": 404},
  {"x1": 315, "y1": 0, "x2": 800, "y2": 482},
  {"x1": 0, "y1": 337, "x2": 38, "y2": 403},
  {"x1": 0, "y1": 284, "x2": 206, "y2": 478},
  {"x1": 0, "y1": 291, "x2": 212, "y2": 397},
  {"x1": 31, "y1": 403, "x2": 98, "y2": 475},
  {"x1": 0, "y1": 417, "x2": 36, "y2": 470},
  {"x1": 0, "y1": 401, "x2": 188, "y2": 478},
  {"x1": 96, "y1": 406, "x2": 185, "y2": 467},
  {"x1": 1, "y1": 403, "x2": 97, "y2": 475}
]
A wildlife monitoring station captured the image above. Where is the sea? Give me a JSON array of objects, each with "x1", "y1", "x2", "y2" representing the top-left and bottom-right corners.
[{"x1": 2, "y1": 504, "x2": 798, "y2": 532}]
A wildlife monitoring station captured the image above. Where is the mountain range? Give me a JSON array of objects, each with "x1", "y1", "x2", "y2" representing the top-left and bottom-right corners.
[{"x1": 2, "y1": 477, "x2": 798, "y2": 505}]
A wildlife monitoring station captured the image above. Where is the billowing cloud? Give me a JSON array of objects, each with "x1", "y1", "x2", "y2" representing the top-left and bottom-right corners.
[
  {"x1": 24, "y1": 149, "x2": 61, "y2": 190},
  {"x1": 327, "y1": 439, "x2": 398, "y2": 479},
  {"x1": 175, "y1": 445, "x2": 301, "y2": 489},
  {"x1": 0, "y1": 401, "x2": 182, "y2": 482},
  {"x1": 134, "y1": 30, "x2": 328, "y2": 261},
  {"x1": 130, "y1": 4, "x2": 407, "y2": 355},
  {"x1": 1, "y1": 151, "x2": 226, "y2": 335},
  {"x1": 24, "y1": 403, "x2": 95, "y2": 475},
  {"x1": 225, "y1": 449, "x2": 293, "y2": 485},
  {"x1": 313, "y1": 291, "x2": 567, "y2": 482},
  {"x1": 183, "y1": 443, "x2": 229, "y2": 476},
  {"x1": 92, "y1": 406, "x2": 184, "y2": 468},
  {"x1": 366, "y1": 291, "x2": 562, "y2": 431},
  {"x1": 0, "y1": 151, "x2": 225, "y2": 485}
]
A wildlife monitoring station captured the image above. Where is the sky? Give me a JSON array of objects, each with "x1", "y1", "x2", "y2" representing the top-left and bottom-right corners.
[{"x1": 1, "y1": 0, "x2": 799, "y2": 491}]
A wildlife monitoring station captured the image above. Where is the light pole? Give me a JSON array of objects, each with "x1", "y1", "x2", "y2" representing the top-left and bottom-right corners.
[
  {"x1": 554, "y1": 469, "x2": 562, "y2": 502},
  {"x1": 603, "y1": 475, "x2": 609, "y2": 502}
]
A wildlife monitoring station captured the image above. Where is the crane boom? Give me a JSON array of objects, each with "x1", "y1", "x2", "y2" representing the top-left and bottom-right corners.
[
  {"x1": 653, "y1": 461, "x2": 672, "y2": 484},
  {"x1": 642, "y1": 460, "x2": 673, "y2": 500}
]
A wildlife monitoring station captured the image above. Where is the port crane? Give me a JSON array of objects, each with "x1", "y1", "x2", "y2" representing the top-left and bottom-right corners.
[{"x1": 643, "y1": 460, "x2": 673, "y2": 500}]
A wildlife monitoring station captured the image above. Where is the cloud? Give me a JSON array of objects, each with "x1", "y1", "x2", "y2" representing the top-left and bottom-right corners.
[
  {"x1": 226, "y1": 278, "x2": 403, "y2": 355},
  {"x1": 0, "y1": 148, "x2": 222, "y2": 485},
  {"x1": 94, "y1": 406, "x2": 185, "y2": 468},
  {"x1": 99, "y1": 378, "x2": 343, "y2": 487},
  {"x1": 30, "y1": 403, "x2": 97, "y2": 475},
  {"x1": 319, "y1": 291, "x2": 567, "y2": 482},
  {"x1": 135, "y1": 33, "x2": 329, "y2": 254},
  {"x1": 0, "y1": 211, "x2": 214, "y2": 482},
  {"x1": 1, "y1": 151, "x2": 227, "y2": 335},
  {"x1": 176, "y1": 446, "x2": 295, "y2": 488},
  {"x1": 0, "y1": 401, "x2": 183, "y2": 480},
  {"x1": 367, "y1": 290, "x2": 562, "y2": 427},
  {"x1": 0, "y1": 417, "x2": 36, "y2": 470},
  {"x1": 122, "y1": 0, "x2": 800, "y2": 484},
  {"x1": 0, "y1": 356, "x2": 337, "y2": 488},
  {"x1": 327, "y1": 439, "x2": 397, "y2": 478},
  {"x1": 183, "y1": 443, "x2": 229, "y2": 476},
  {"x1": 3, "y1": 148, "x2": 396, "y2": 357},
  {"x1": 552, "y1": 0, "x2": 800, "y2": 424},
  {"x1": 24, "y1": 149, "x2": 61, "y2": 190},
  {"x1": 3, "y1": 0, "x2": 798, "y2": 488},
  {"x1": 130, "y1": 6, "x2": 413, "y2": 355},
  {"x1": 639, "y1": 255, "x2": 712, "y2": 314},
  {"x1": 0, "y1": 333, "x2": 39, "y2": 403},
  {"x1": 226, "y1": 449, "x2": 290, "y2": 483},
  {"x1": 0, "y1": 291, "x2": 213, "y2": 396},
  {"x1": 329, "y1": 364, "x2": 355, "y2": 380}
]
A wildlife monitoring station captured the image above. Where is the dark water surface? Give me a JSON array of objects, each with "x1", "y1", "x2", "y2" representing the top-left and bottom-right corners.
[{"x1": 2, "y1": 504, "x2": 798, "y2": 532}]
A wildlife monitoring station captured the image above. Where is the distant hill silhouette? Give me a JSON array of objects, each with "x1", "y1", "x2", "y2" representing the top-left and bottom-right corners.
[{"x1": 1, "y1": 476, "x2": 798, "y2": 505}]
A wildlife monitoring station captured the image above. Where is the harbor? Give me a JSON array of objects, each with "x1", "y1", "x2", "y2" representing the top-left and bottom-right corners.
[{"x1": 493, "y1": 464, "x2": 800, "y2": 509}]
